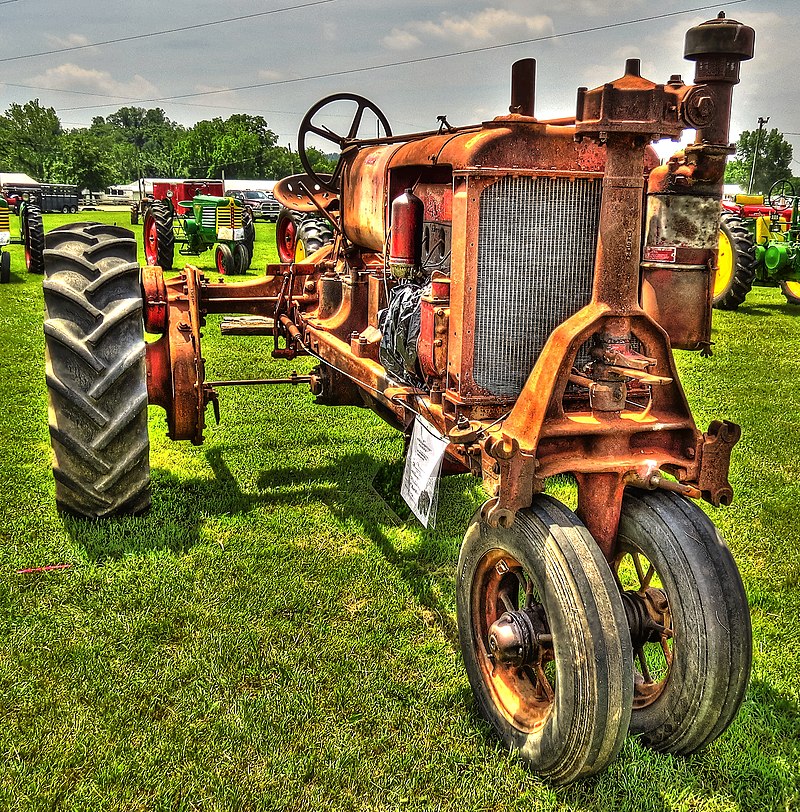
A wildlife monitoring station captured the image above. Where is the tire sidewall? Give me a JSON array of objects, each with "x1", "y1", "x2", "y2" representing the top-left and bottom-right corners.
[{"x1": 618, "y1": 490, "x2": 751, "y2": 752}]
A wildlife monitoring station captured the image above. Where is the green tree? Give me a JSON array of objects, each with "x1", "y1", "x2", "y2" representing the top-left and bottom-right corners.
[
  {"x1": 49, "y1": 129, "x2": 116, "y2": 192},
  {"x1": 725, "y1": 128, "x2": 793, "y2": 194},
  {"x1": 0, "y1": 99, "x2": 62, "y2": 181}
]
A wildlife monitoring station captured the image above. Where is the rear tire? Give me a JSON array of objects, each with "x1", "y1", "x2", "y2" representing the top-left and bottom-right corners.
[
  {"x1": 143, "y1": 201, "x2": 174, "y2": 269},
  {"x1": 242, "y1": 207, "x2": 255, "y2": 268},
  {"x1": 615, "y1": 490, "x2": 752, "y2": 754},
  {"x1": 295, "y1": 217, "x2": 334, "y2": 261},
  {"x1": 23, "y1": 204, "x2": 45, "y2": 274},
  {"x1": 713, "y1": 213, "x2": 756, "y2": 310},
  {"x1": 457, "y1": 496, "x2": 633, "y2": 784},
  {"x1": 43, "y1": 223, "x2": 151, "y2": 519}
]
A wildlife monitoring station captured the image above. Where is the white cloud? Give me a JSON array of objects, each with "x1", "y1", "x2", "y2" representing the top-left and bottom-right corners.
[
  {"x1": 29, "y1": 64, "x2": 158, "y2": 100},
  {"x1": 257, "y1": 70, "x2": 284, "y2": 82},
  {"x1": 322, "y1": 22, "x2": 338, "y2": 42},
  {"x1": 383, "y1": 29, "x2": 422, "y2": 51},
  {"x1": 383, "y1": 8, "x2": 553, "y2": 51},
  {"x1": 43, "y1": 33, "x2": 90, "y2": 49}
]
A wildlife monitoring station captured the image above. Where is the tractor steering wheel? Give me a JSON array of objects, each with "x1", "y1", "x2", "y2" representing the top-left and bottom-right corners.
[
  {"x1": 766, "y1": 178, "x2": 797, "y2": 212},
  {"x1": 298, "y1": 93, "x2": 392, "y2": 194}
]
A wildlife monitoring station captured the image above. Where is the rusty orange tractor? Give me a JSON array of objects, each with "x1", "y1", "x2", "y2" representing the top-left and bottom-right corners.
[{"x1": 41, "y1": 14, "x2": 755, "y2": 783}]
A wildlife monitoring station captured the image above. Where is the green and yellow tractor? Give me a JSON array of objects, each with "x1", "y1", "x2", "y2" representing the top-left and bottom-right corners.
[
  {"x1": 142, "y1": 180, "x2": 255, "y2": 274},
  {"x1": 714, "y1": 179, "x2": 800, "y2": 308},
  {"x1": 0, "y1": 191, "x2": 45, "y2": 282}
]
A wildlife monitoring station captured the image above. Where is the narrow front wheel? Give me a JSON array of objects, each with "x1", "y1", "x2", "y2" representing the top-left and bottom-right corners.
[
  {"x1": 614, "y1": 490, "x2": 752, "y2": 754},
  {"x1": 456, "y1": 496, "x2": 633, "y2": 784}
]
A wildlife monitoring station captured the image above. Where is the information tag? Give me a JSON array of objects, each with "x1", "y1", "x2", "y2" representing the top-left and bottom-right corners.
[
  {"x1": 0, "y1": 231, "x2": 10, "y2": 246},
  {"x1": 217, "y1": 227, "x2": 244, "y2": 241},
  {"x1": 401, "y1": 415, "x2": 449, "y2": 528}
]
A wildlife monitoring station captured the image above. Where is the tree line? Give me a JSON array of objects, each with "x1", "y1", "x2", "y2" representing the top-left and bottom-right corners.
[
  {"x1": 0, "y1": 99, "x2": 334, "y2": 191},
  {"x1": 0, "y1": 98, "x2": 795, "y2": 196}
]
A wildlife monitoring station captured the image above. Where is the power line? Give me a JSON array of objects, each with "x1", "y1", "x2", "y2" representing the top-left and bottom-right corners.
[
  {"x1": 54, "y1": 0, "x2": 752, "y2": 112},
  {"x1": 2, "y1": 80, "x2": 300, "y2": 116},
  {"x1": 0, "y1": 0, "x2": 337, "y2": 64}
]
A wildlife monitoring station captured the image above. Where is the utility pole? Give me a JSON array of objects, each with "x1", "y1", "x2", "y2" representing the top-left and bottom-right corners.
[{"x1": 747, "y1": 115, "x2": 770, "y2": 194}]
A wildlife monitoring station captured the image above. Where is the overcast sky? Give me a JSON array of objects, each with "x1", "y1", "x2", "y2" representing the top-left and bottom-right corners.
[{"x1": 0, "y1": 0, "x2": 796, "y2": 168}]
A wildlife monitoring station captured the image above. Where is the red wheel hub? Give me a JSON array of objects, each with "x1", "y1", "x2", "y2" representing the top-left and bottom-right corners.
[{"x1": 144, "y1": 217, "x2": 159, "y2": 265}]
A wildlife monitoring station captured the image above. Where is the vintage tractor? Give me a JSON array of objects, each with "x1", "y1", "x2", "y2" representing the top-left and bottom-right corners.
[
  {"x1": 41, "y1": 14, "x2": 754, "y2": 783},
  {"x1": 142, "y1": 179, "x2": 255, "y2": 274},
  {"x1": 714, "y1": 181, "x2": 800, "y2": 307},
  {"x1": 0, "y1": 192, "x2": 45, "y2": 281}
]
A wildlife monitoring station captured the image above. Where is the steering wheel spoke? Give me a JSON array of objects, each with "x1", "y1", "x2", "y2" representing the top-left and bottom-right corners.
[{"x1": 298, "y1": 93, "x2": 392, "y2": 193}]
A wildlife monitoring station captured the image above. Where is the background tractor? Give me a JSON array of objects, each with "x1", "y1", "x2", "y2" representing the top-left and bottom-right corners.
[
  {"x1": 275, "y1": 207, "x2": 334, "y2": 262},
  {"x1": 714, "y1": 180, "x2": 800, "y2": 307},
  {"x1": 0, "y1": 191, "x2": 45, "y2": 281},
  {"x1": 40, "y1": 14, "x2": 754, "y2": 784},
  {"x1": 274, "y1": 174, "x2": 336, "y2": 262},
  {"x1": 142, "y1": 179, "x2": 255, "y2": 274}
]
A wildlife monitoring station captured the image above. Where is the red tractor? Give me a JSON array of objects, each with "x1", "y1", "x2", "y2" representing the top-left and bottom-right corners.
[{"x1": 40, "y1": 14, "x2": 754, "y2": 783}]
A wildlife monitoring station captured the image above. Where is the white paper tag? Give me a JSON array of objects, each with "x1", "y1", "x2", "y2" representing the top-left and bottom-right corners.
[
  {"x1": 0, "y1": 231, "x2": 10, "y2": 246},
  {"x1": 401, "y1": 415, "x2": 449, "y2": 528},
  {"x1": 217, "y1": 227, "x2": 243, "y2": 241}
]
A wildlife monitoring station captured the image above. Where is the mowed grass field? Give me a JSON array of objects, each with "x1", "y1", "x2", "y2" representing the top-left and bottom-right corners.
[{"x1": 0, "y1": 209, "x2": 799, "y2": 812}]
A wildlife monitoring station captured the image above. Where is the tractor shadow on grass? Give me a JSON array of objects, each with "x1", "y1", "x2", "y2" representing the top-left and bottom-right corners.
[
  {"x1": 256, "y1": 452, "x2": 479, "y2": 651},
  {"x1": 63, "y1": 447, "x2": 472, "y2": 654},
  {"x1": 62, "y1": 447, "x2": 270, "y2": 560},
  {"x1": 737, "y1": 301, "x2": 800, "y2": 317}
]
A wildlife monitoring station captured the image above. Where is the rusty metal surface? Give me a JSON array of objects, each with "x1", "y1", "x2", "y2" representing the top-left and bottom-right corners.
[
  {"x1": 142, "y1": 15, "x2": 753, "y2": 568},
  {"x1": 145, "y1": 265, "x2": 209, "y2": 445}
]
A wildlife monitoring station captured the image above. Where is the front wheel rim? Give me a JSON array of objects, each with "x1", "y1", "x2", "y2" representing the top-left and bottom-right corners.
[
  {"x1": 472, "y1": 549, "x2": 555, "y2": 733},
  {"x1": 613, "y1": 544, "x2": 673, "y2": 709}
]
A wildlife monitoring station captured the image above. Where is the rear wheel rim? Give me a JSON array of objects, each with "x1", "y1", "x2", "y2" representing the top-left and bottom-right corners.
[
  {"x1": 714, "y1": 230, "x2": 733, "y2": 297},
  {"x1": 784, "y1": 280, "x2": 800, "y2": 299},
  {"x1": 278, "y1": 217, "x2": 296, "y2": 262},
  {"x1": 145, "y1": 219, "x2": 158, "y2": 265}
]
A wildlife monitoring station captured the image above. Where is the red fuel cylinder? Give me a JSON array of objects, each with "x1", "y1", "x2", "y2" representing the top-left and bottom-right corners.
[{"x1": 389, "y1": 188, "x2": 424, "y2": 279}]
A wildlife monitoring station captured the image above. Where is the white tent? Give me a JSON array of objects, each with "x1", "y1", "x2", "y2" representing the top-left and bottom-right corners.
[{"x1": 0, "y1": 172, "x2": 39, "y2": 187}]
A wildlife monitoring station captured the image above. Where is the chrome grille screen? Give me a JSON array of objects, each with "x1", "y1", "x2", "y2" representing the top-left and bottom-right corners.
[
  {"x1": 474, "y1": 175, "x2": 601, "y2": 397},
  {"x1": 201, "y1": 207, "x2": 217, "y2": 229}
]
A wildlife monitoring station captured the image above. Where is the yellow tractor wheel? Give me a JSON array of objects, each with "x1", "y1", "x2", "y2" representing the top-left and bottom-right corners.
[
  {"x1": 713, "y1": 213, "x2": 756, "y2": 310},
  {"x1": 780, "y1": 280, "x2": 800, "y2": 305}
]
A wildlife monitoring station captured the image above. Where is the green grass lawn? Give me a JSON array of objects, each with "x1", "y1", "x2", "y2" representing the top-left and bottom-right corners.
[{"x1": 1, "y1": 211, "x2": 798, "y2": 811}]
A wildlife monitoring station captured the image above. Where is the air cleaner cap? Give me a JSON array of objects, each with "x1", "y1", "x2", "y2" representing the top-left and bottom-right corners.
[{"x1": 684, "y1": 12, "x2": 755, "y2": 62}]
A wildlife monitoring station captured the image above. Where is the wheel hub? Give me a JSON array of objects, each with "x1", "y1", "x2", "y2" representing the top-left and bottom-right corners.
[
  {"x1": 621, "y1": 587, "x2": 670, "y2": 649},
  {"x1": 487, "y1": 606, "x2": 550, "y2": 668}
]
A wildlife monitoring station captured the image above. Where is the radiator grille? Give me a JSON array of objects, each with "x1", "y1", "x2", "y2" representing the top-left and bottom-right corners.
[
  {"x1": 0, "y1": 208, "x2": 10, "y2": 232},
  {"x1": 474, "y1": 175, "x2": 601, "y2": 397},
  {"x1": 201, "y1": 207, "x2": 217, "y2": 229}
]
